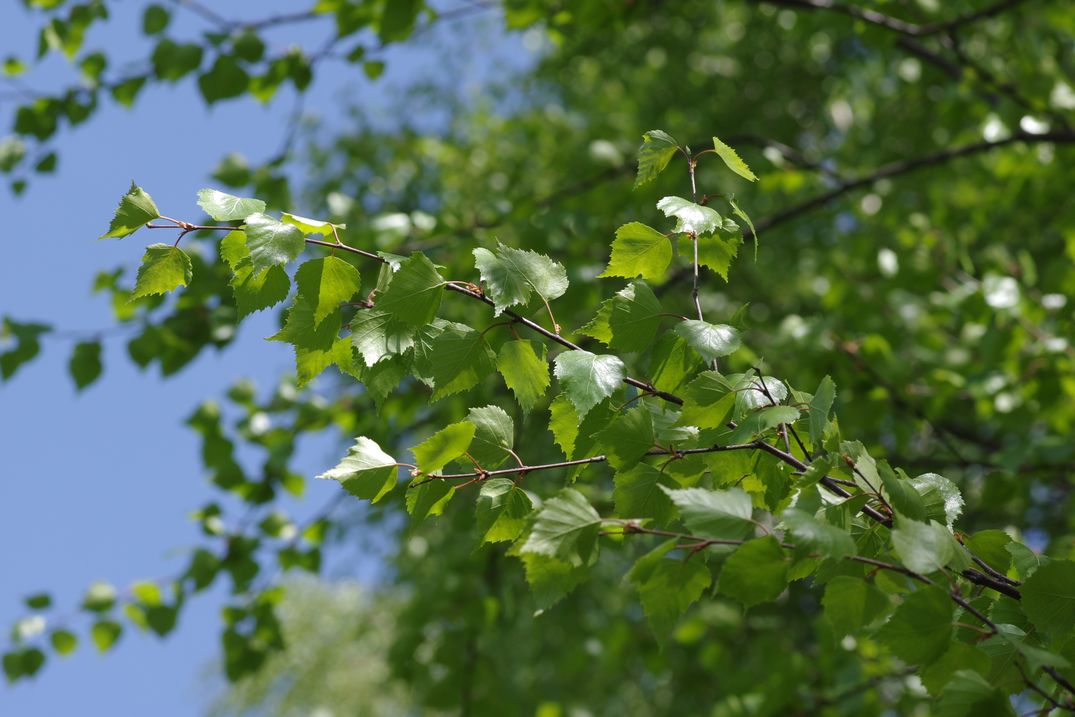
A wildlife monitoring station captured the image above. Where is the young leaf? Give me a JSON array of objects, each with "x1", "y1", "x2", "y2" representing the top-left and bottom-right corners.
[
  {"x1": 711, "y1": 135, "x2": 757, "y2": 182},
  {"x1": 281, "y1": 212, "x2": 344, "y2": 236},
  {"x1": 475, "y1": 478, "x2": 532, "y2": 544},
  {"x1": 821, "y1": 576, "x2": 890, "y2": 636},
  {"x1": 294, "y1": 256, "x2": 361, "y2": 328},
  {"x1": 196, "y1": 188, "x2": 265, "y2": 221},
  {"x1": 656, "y1": 196, "x2": 722, "y2": 236},
  {"x1": 674, "y1": 320, "x2": 741, "y2": 362},
  {"x1": 69, "y1": 340, "x2": 102, "y2": 390},
  {"x1": 318, "y1": 436, "x2": 398, "y2": 503},
  {"x1": 268, "y1": 298, "x2": 340, "y2": 352},
  {"x1": 521, "y1": 488, "x2": 602, "y2": 566},
  {"x1": 662, "y1": 486, "x2": 754, "y2": 540},
  {"x1": 608, "y1": 281, "x2": 663, "y2": 352},
  {"x1": 405, "y1": 480, "x2": 454, "y2": 521},
  {"x1": 629, "y1": 542, "x2": 712, "y2": 640},
  {"x1": 718, "y1": 536, "x2": 788, "y2": 607},
  {"x1": 132, "y1": 244, "x2": 193, "y2": 298},
  {"x1": 808, "y1": 375, "x2": 836, "y2": 447},
  {"x1": 465, "y1": 405, "x2": 514, "y2": 469},
  {"x1": 0, "y1": 318, "x2": 51, "y2": 381},
  {"x1": 936, "y1": 670, "x2": 1015, "y2": 717},
  {"x1": 428, "y1": 324, "x2": 496, "y2": 398},
  {"x1": 876, "y1": 587, "x2": 954, "y2": 665},
  {"x1": 553, "y1": 351, "x2": 625, "y2": 420},
  {"x1": 678, "y1": 371, "x2": 736, "y2": 428},
  {"x1": 911, "y1": 473, "x2": 964, "y2": 529},
  {"x1": 725, "y1": 405, "x2": 800, "y2": 443},
  {"x1": 350, "y1": 310, "x2": 414, "y2": 367},
  {"x1": 90, "y1": 620, "x2": 122, "y2": 652},
  {"x1": 891, "y1": 518, "x2": 969, "y2": 575},
  {"x1": 594, "y1": 405, "x2": 654, "y2": 471},
  {"x1": 1020, "y1": 560, "x2": 1075, "y2": 636},
  {"x1": 376, "y1": 252, "x2": 445, "y2": 326},
  {"x1": 220, "y1": 230, "x2": 288, "y2": 314},
  {"x1": 100, "y1": 181, "x2": 160, "y2": 239},
  {"x1": 411, "y1": 422, "x2": 476, "y2": 475},
  {"x1": 728, "y1": 196, "x2": 758, "y2": 259},
  {"x1": 677, "y1": 232, "x2": 741, "y2": 280},
  {"x1": 598, "y1": 222, "x2": 672, "y2": 282},
  {"x1": 497, "y1": 339, "x2": 550, "y2": 413},
  {"x1": 634, "y1": 129, "x2": 680, "y2": 188},
  {"x1": 520, "y1": 553, "x2": 588, "y2": 611},
  {"x1": 781, "y1": 508, "x2": 855, "y2": 560},
  {"x1": 243, "y1": 212, "x2": 306, "y2": 275},
  {"x1": 613, "y1": 463, "x2": 675, "y2": 524},
  {"x1": 472, "y1": 242, "x2": 569, "y2": 316}
]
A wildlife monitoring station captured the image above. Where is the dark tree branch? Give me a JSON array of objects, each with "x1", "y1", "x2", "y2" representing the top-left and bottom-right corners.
[{"x1": 753, "y1": 0, "x2": 1032, "y2": 38}]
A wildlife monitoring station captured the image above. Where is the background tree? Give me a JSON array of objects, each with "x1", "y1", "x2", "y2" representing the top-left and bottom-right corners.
[{"x1": 3, "y1": 1, "x2": 1075, "y2": 715}]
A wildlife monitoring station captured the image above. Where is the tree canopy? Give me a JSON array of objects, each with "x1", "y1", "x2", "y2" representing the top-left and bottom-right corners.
[{"x1": 4, "y1": 1, "x2": 1075, "y2": 714}]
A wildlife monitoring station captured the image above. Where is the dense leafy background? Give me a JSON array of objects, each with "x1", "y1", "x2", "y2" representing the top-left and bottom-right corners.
[{"x1": 3, "y1": 1, "x2": 1075, "y2": 714}]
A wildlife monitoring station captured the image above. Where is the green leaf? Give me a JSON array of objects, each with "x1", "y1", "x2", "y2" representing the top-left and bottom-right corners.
[
  {"x1": 151, "y1": 39, "x2": 203, "y2": 81},
  {"x1": 196, "y1": 188, "x2": 265, "y2": 221},
  {"x1": 472, "y1": 242, "x2": 569, "y2": 316},
  {"x1": 678, "y1": 371, "x2": 736, "y2": 429},
  {"x1": 132, "y1": 244, "x2": 192, "y2": 298},
  {"x1": 268, "y1": 297, "x2": 340, "y2": 352},
  {"x1": 629, "y1": 541, "x2": 712, "y2": 640},
  {"x1": 656, "y1": 196, "x2": 722, "y2": 236},
  {"x1": 429, "y1": 324, "x2": 496, "y2": 399},
  {"x1": 99, "y1": 181, "x2": 160, "y2": 239},
  {"x1": 711, "y1": 135, "x2": 757, "y2": 182},
  {"x1": 1021, "y1": 559, "x2": 1075, "y2": 636},
  {"x1": 912, "y1": 473, "x2": 964, "y2": 529},
  {"x1": 597, "y1": 222, "x2": 671, "y2": 282},
  {"x1": 548, "y1": 395, "x2": 615, "y2": 479},
  {"x1": 377, "y1": 252, "x2": 444, "y2": 326},
  {"x1": 892, "y1": 518, "x2": 968, "y2": 575},
  {"x1": 821, "y1": 576, "x2": 889, "y2": 636},
  {"x1": 718, "y1": 536, "x2": 788, "y2": 607},
  {"x1": 405, "y1": 480, "x2": 454, "y2": 521},
  {"x1": 674, "y1": 320, "x2": 741, "y2": 362},
  {"x1": 69, "y1": 340, "x2": 102, "y2": 390},
  {"x1": 24, "y1": 592, "x2": 51, "y2": 610},
  {"x1": 142, "y1": 4, "x2": 170, "y2": 34},
  {"x1": 677, "y1": 232, "x2": 741, "y2": 280},
  {"x1": 936, "y1": 670, "x2": 1015, "y2": 717},
  {"x1": 49, "y1": 629, "x2": 77, "y2": 656},
  {"x1": 634, "y1": 129, "x2": 680, "y2": 188},
  {"x1": 90, "y1": 620, "x2": 122, "y2": 652},
  {"x1": 553, "y1": 351, "x2": 625, "y2": 420},
  {"x1": 878, "y1": 459, "x2": 927, "y2": 521},
  {"x1": 965, "y1": 530, "x2": 1012, "y2": 575},
  {"x1": 781, "y1": 508, "x2": 855, "y2": 560},
  {"x1": 318, "y1": 436, "x2": 398, "y2": 503},
  {"x1": 475, "y1": 478, "x2": 532, "y2": 544},
  {"x1": 613, "y1": 463, "x2": 676, "y2": 524},
  {"x1": 280, "y1": 212, "x2": 344, "y2": 236},
  {"x1": 607, "y1": 281, "x2": 663, "y2": 352},
  {"x1": 662, "y1": 486, "x2": 754, "y2": 540},
  {"x1": 197, "y1": 55, "x2": 249, "y2": 103},
  {"x1": 876, "y1": 586, "x2": 954, "y2": 664},
  {"x1": 594, "y1": 405, "x2": 654, "y2": 471},
  {"x1": 378, "y1": 0, "x2": 420, "y2": 42},
  {"x1": 295, "y1": 256, "x2": 361, "y2": 328},
  {"x1": 350, "y1": 310, "x2": 414, "y2": 367},
  {"x1": 920, "y1": 643, "x2": 991, "y2": 695},
  {"x1": 497, "y1": 339, "x2": 550, "y2": 413},
  {"x1": 725, "y1": 405, "x2": 800, "y2": 444},
  {"x1": 220, "y1": 230, "x2": 290, "y2": 317},
  {"x1": 727, "y1": 196, "x2": 758, "y2": 260},
  {"x1": 520, "y1": 553, "x2": 587, "y2": 612},
  {"x1": 411, "y1": 422, "x2": 476, "y2": 475},
  {"x1": 808, "y1": 375, "x2": 835, "y2": 447},
  {"x1": 465, "y1": 405, "x2": 514, "y2": 470},
  {"x1": 243, "y1": 212, "x2": 306, "y2": 275},
  {"x1": 521, "y1": 488, "x2": 602, "y2": 566}
]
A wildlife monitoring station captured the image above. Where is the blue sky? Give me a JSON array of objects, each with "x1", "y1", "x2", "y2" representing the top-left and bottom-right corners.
[{"x1": 0, "y1": 3, "x2": 530, "y2": 714}]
